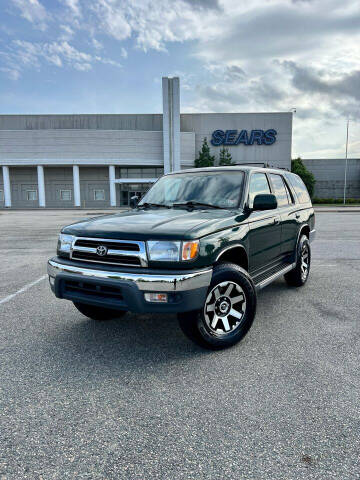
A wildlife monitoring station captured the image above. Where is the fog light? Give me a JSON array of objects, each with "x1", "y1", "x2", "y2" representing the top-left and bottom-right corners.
[
  {"x1": 49, "y1": 276, "x2": 55, "y2": 286},
  {"x1": 144, "y1": 292, "x2": 168, "y2": 303}
]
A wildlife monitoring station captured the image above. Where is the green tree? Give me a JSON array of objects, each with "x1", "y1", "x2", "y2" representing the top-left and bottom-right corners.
[
  {"x1": 194, "y1": 137, "x2": 215, "y2": 168},
  {"x1": 291, "y1": 157, "x2": 316, "y2": 198},
  {"x1": 219, "y1": 146, "x2": 233, "y2": 166}
]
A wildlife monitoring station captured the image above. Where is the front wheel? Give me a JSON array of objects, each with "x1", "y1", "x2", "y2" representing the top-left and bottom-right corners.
[
  {"x1": 73, "y1": 302, "x2": 127, "y2": 321},
  {"x1": 178, "y1": 263, "x2": 257, "y2": 350},
  {"x1": 284, "y1": 234, "x2": 311, "y2": 287}
]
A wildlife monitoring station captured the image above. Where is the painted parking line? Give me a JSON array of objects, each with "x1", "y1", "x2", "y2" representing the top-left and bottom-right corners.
[{"x1": 0, "y1": 275, "x2": 47, "y2": 306}]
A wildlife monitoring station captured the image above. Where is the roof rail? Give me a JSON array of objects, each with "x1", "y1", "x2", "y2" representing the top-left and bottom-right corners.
[
  {"x1": 233, "y1": 162, "x2": 270, "y2": 167},
  {"x1": 233, "y1": 162, "x2": 290, "y2": 171}
]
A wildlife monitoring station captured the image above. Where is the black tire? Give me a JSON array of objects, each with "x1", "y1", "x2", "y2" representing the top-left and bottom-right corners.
[
  {"x1": 73, "y1": 302, "x2": 127, "y2": 321},
  {"x1": 284, "y1": 234, "x2": 311, "y2": 287},
  {"x1": 178, "y1": 262, "x2": 257, "y2": 350}
]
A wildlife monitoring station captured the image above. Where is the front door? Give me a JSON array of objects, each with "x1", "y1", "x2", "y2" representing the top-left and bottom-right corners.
[{"x1": 247, "y1": 172, "x2": 281, "y2": 274}]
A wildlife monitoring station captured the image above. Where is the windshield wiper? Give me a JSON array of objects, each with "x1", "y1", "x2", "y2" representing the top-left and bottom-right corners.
[
  {"x1": 172, "y1": 201, "x2": 223, "y2": 210},
  {"x1": 138, "y1": 202, "x2": 170, "y2": 209}
]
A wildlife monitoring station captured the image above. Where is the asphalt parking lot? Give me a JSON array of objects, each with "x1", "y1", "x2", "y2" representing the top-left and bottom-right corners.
[{"x1": 0, "y1": 209, "x2": 359, "y2": 479}]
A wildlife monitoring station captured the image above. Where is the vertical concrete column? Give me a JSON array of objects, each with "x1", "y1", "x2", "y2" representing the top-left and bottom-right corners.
[
  {"x1": 162, "y1": 77, "x2": 181, "y2": 173},
  {"x1": 37, "y1": 166, "x2": 46, "y2": 207},
  {"x1": 109, "y1": 165, "x2": 116, "y2": 207},
  {"x1": 2, "y1": 166, "x2": 11, "y2": 208},
  {"x1": 73, "y1": 165, "x2": 81, "y2": 207}
]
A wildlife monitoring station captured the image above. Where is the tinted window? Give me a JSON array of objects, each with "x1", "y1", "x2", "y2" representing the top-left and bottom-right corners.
[
  {"x1": 269, "y1": 174, "x2": 289, "y2": 207},
  {"x1": 287, "y1": 174, "x2": 311, "y2": 204},
  {"x1": 248, "y1": 173, "x2": 271, "y2": 208}
]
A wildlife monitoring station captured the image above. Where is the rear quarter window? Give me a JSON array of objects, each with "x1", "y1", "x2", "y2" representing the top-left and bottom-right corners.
[{"x1": 286, "y1": 174, "x2": 311, "y2": 204}]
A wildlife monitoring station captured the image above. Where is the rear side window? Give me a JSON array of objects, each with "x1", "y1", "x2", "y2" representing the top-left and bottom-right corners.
[
  {"x1": 287, "y1": 174, "x2": 311, "y2": 204},
  {"x1": 248, "y1": 173, "x2": 271, "y2": 208},
  {"x1": 269, "y1": 174, "x2": 289, "y2": 207}
]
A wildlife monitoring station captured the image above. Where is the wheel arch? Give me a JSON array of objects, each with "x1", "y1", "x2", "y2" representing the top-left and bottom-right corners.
[
  {"x1": 215, "y1": 245, "x2": 249, "y2": 271},
  {"x1": 299, "y1": 224, "x2": 310, "y2": 241}
]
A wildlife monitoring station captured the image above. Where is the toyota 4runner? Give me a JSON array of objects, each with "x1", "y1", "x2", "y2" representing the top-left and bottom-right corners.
[{"x1": 48, "y1": 166, "x2": 315, "y2": 349}]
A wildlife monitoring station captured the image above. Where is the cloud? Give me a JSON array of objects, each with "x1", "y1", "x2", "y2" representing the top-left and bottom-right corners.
[
  {"x1": 63, "y1": 0, "x2": 81, "y2": 18},
  {"x1": 4, "y1": 40, "x2": 122, "y2": 74},
  {"x1": 282, "y1": 61, "x2": 360, "y2": 102},
  {"x1": 11, "y1": 0, "x2": 49, "y2": 30},
  {"x1": 0, "y1": 66, "x2": 20, "y2": 80}
]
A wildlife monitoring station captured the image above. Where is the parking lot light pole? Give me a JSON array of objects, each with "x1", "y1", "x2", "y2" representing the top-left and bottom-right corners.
[{"x1": 343, "y1": 119, "x2": 349, "y2": 205}]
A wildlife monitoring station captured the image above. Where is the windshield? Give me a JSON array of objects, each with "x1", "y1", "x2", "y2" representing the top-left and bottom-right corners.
[{"x1": 139, "y1": 171, "x2": 245, "y2": 209}]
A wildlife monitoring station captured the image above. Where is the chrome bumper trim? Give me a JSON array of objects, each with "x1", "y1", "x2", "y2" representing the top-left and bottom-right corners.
[
  {"x1": 309, "y1": 229, "x2": 316, "y2": 243},
  {"x1": 47, "y1": 259, "x2": 212, "y2": 292}
]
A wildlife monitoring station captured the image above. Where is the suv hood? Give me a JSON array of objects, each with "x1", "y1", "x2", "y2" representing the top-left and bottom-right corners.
[{"x1": 62, "y1": 208, "x2": 246, "y2": 240}]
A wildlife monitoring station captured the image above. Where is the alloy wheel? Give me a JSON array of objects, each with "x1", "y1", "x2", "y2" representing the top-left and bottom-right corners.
[
  {"x1": 204, "y1": 281, "x2": 246, "y2": 335},
  {"x1": 300, "y1": 243, "x2": 310, "y2": 281}
]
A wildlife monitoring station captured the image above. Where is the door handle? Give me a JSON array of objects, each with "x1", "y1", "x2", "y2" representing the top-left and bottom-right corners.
[{"x1": 295, "y1": 213, "x2": 300, "y2": 219}]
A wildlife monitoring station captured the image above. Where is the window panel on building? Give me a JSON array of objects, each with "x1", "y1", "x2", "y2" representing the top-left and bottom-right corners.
[
  {"x1": 60, "y1": 189, "x2": 72, "y2": 201},
  {"x1": 94, "y1": 189, "x2": 105, "y2": 201},
  {"x1": 26, "y1": 190, "x2": 38, "y2": 201}
]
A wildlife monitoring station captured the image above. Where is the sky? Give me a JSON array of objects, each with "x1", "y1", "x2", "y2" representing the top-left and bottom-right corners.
[{"x1": 0, "y1": 0, "x2": 359, "y2": 158}]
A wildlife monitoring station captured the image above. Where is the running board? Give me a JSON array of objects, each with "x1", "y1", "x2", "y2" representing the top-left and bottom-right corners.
[{"x1": 255, "y1": 262, "x2": 296, "y2": 290}]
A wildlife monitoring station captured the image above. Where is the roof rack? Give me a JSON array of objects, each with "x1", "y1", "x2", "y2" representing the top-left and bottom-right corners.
[
  {"x1": 233, "y1": 162, "x2": 270, "y2": 168},
  {"x1": 233, "y1": 162, "x2": 290, "y2": 171}
]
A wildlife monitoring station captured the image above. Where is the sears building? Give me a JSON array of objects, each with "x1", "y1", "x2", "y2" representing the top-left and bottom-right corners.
[{"x1": 0, "y1": 78, "x2": 292, "y2": 208}]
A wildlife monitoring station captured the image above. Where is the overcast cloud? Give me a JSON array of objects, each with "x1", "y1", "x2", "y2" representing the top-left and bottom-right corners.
[{"x1": 1, "y1": 0, "x2": 359, "y2": 158}]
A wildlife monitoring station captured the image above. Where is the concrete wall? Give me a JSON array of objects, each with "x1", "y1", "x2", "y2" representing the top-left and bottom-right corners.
[
  {"x1": 0, "y1": 114, "x2": 163, "y2": 131},
  {"x1": 0, "y1": 129, "x2": 195, "y2": 167},
  {"x1": 0, "y1": 169, "x2": 4, "y2": 206},
  {"x1": 181, "y1": 113, "x2": 292, "y2": 170},
  {"x1": 303, "y1": 159, "x2": 360, "y2": 199}
]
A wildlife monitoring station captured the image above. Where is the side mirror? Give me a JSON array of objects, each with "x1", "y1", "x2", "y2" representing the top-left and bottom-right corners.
[
  {"x1": 253, "y1": 194, "x2": 277, "y2": 211},
  {"x1": 130, "y1": 195, "x2": 139, "y2": 208}
]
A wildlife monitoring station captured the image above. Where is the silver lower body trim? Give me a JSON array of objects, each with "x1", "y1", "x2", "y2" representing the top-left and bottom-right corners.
[
  {"x1": 255, "y1": 262, "x2": 296, "y2": 290},
  {"x1": 47, "y1": 259, "x2": 213, "y2": 292}
]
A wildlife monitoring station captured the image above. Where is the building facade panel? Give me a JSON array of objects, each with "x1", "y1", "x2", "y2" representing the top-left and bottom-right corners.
[
  {"x1": 303, "y1": 159, "x2": 360, "y2": 199},
  {"x1": 181, "y1": 113, "x2": 292, "y2": 169}
]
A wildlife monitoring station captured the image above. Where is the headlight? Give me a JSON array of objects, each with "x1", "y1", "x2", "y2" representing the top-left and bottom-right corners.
[
  {"x1": 147, "y1": 240, "x2": 199, "y2": 262},
  {"x1": 147, "y1": 241, "x2": 181, "y2": 261},
  {"x1": 57, "y1": 233, "x2": 75, "y2": 253}
]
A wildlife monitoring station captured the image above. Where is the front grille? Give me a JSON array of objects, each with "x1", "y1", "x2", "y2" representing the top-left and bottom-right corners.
[{"x1": 71, "y1": 237, "x2": 147, "y2": 267}]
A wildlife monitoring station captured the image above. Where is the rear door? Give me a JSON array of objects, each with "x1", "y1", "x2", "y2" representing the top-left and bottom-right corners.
[
  {"x1": 268, "y1": 173, "x2": 298, "y2": 260},
  {"x1": 247, "y1": 172, "x2": 281, "y2": 274}
]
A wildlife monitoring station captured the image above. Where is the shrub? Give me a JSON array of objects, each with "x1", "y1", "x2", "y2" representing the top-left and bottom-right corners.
[
  {"x1": 219, "y1": 146, "x2": 234, "y2": 166},
  {"x1": 291, "y1": 157, "x2": 316, "y2": 198},
  {"x1": 194, "y1": 137, "x2": 215, "y2": 168}
]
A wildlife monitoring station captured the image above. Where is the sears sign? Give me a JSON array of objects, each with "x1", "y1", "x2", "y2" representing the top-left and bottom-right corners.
[{"x1": 211, "y1": 129, "x2": 277, "y2": 146}]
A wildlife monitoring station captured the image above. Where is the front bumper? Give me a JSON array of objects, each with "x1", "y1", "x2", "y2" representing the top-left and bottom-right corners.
[{"x1": 47, "y1": 257, "x2": 212, "y2": 313}]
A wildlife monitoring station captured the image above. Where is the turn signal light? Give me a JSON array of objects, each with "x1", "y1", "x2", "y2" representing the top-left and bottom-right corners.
[
  {"x1": 144, "y1": 293, "x2": 168, "y2": 303},
  {"x1": 182, "y1": 240, "x2": 199, "y2": 261}
]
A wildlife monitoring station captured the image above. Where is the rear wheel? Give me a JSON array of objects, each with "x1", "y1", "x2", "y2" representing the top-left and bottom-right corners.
[
  {"x1": 284, "y1": 234, "x2": 311, "y2": 287},
  {"x1": 178, "y1": 263, "x2": 257, "y2": 350},
  {"x1": 73, "y1": 302, "x2": 127, "y2": 321}
]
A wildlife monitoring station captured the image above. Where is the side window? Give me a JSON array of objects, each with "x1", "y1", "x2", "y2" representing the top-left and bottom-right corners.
[
  {"x1": 269, "y1": 174, "x2": 289, "y2": 207},
  {"x1": 287, "y1": 174, "x2": 311, "y2": 204},
  {"x1": 248, "y1": 173, "x2": 271, "y2": 208},
  {"x1": 283, "y1": 178, "x2": 294, "y2": 204}
]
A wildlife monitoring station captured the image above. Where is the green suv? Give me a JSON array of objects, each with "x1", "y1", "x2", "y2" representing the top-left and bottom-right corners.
[{"x1": 48, "y1": 166, "x2": 315, "y2": 349}]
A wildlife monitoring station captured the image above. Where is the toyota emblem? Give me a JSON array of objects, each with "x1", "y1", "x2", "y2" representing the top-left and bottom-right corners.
[{"x1": 96, "y1": 245, "x2": 108, "y2": 256}]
